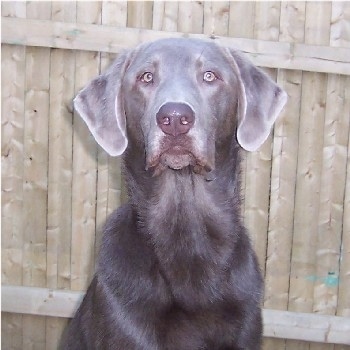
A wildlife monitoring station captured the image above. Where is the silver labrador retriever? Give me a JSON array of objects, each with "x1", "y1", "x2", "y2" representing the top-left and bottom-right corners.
[{"x1": 61, "y1": 38, "x2": 287, "y2": 350}]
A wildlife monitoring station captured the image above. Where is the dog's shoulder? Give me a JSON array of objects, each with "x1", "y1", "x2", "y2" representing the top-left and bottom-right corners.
[
  {"x1": 103, "y1": 203, "x2": 135, "y2": 236},
  {"x1": 98, "y1": 203, "x2": 156, "y2": 279}
]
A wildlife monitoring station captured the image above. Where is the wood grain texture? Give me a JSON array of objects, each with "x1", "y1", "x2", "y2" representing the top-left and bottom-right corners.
[
  {"x1": 1, "y1": 2, "x2": 27, "y2": 345},
  {"x1": 1, "y1": 1, "x2": 349, "y2": 348},
  {"x1": 2, "y1": 17, "x2": 350, "y2": 75}
]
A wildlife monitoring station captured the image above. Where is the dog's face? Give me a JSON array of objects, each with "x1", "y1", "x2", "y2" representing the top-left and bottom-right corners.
[
  {"x1": 122, "y1": 39, "x2": 239, "y2": 174},
  {"x1": 74, "y1": 38, "x2": 287, "y2": 175}
]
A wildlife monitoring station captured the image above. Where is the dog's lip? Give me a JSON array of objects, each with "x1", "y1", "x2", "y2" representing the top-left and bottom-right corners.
[
  {"x1": 145, "y1": 147, "x2": 192, "y2": 169},
  {"x1": 162, "y1": 145, "x2": 190, "y2": 156},
  {"x1": 145, "y1": 147, "x2": 213, "y2": 174}
]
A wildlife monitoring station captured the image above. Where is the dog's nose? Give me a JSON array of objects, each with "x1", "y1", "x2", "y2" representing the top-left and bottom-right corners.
[{"x1": 156, "y1": 102, "x2": 195, "y2": 136}]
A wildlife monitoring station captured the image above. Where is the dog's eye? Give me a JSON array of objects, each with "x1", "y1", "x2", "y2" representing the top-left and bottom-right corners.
[
  {"x1": 140, "y1": 72, "x2": 153, "y2": 83},
  {"x1": 203, "y1": 71, "x2": 217, "y2": 82}
]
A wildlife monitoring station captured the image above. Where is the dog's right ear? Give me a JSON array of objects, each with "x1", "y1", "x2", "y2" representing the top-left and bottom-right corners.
[
  {"x1": 74, "y1": 50, "x2": 132, "y2": 156},
  {"x1": 223, "y1": 48, "x2": 287, "y2": 152}
]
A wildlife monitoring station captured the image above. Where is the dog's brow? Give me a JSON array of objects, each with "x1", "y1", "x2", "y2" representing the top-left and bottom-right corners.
[{"x1": 197, "y1": 48, "x2": 206, "y2": 62}]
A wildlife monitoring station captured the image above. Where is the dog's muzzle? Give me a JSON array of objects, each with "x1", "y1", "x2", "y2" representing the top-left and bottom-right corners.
[
  {"x1": 146, "y1": 102, "x2": 213, "y2": 177},
  {"x1": 153, "y1": 102, "x2": 196, "y2": 171}
]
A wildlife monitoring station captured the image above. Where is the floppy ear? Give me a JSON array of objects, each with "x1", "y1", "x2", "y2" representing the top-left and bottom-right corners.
[
  {"x1": 74, "y1": 50, "x2": 132, "y2": 156},
  {"x1": 224, "y1": 48, "x2": 287, "y2": 152}
]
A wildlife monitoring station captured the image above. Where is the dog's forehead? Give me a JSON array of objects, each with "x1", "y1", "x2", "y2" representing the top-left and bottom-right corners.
[{"x1": 131, "y1": 38, "x2": 226, "y2": 68}]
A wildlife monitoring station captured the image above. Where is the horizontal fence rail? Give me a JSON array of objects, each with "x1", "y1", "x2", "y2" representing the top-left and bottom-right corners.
[
  {"x1": 2, "y1": 17, "x2": 350, "y2": 76},
  {"x1": 2, "y1": 285, "x2": 350, "y2": 345}
]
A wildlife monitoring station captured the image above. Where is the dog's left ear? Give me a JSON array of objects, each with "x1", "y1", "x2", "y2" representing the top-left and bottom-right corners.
[
  {"x1": 224, "y1": 48, "x2": 287, "y2": 152},
  {"x1": 73, "y1": 50, "x2": 132, "y2": 156}
]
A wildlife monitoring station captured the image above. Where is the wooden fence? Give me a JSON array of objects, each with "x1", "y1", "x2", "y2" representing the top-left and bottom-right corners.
[{"x1": 2, "y1": 1, "x2": 350, "y2": 349}]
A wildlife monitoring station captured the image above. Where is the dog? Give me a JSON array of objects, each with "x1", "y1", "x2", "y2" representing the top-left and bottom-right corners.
[{"x1": 60, "y1": 38, "x2": 287, "y2": 350}]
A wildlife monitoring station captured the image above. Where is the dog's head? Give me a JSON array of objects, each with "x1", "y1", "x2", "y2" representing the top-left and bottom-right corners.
[{"x1": 74, "y1": 38, "x2": 287, "y2": 175}]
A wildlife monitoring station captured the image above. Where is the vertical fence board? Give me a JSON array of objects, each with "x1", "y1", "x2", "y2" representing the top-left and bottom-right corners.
[
  {"x1": 101, "y1": 0, "x2": 127, "y2": 27},
  {"x1": 263, "y1": 3, "x2": 306, "y2": 349},
  {"x1": 95, "y1": 1, "x2": 127, "y2": 264},
  {"x1": 21, "y1": 3, "x2": 52, "y2": 349},
  {"x1": 247, "y1": 3, "x2": 282, "y2": 349},
  {"x1": 265, "y1": 1, "x2": 305, "y2": 308},
  {"x1": 127, "y1": 1, "x2": 154, "y2": 29},
  {"x1": 70, "y1": 1, "x2": 102, "y2": 293},
  {"x1": 104, "y1": 1, "x2": 126, "y2": 215},
  {"x1": 153, "y1": 1, "x2": 178, "y2": 32},
  {"x1": 335, "y1": 73, "x2": 350, "y2": 350},
  {"x1": 1, "y1": 4, "x2": 27, "y2": 349},
  {"x1": 227, "y1": 1, "x2": 255, "y2": 223},
  {"x1": 288, "y1": 3, "x2": 332, "y2": 350},
  {"x1": 45, "y1": 3, "x2": 77, "y2": 348},
  {"x1": 309, "y1": 4, "x2": 336, "y2": 350},
  {"x1": 47, "y1": 0, "x2": 76, "y2": 293},
  {"x1": 228, "y1": 1, "x2": 255, "y2": 38},
  {"x1": 279, "y1": 1, "x2": 306, "y2": 43},
  {"x1": 178, "y1": 1, "x2": 204, "y2": 34},
  {"x1": 330, "y1": 1, "x2": 350, "y2": 48},
  {"x1": 94, "y1": 13, "x2": 111, "y2": 263},
  {"x1": 152, "y1": 1, "x2": 166, "y2": 32},
  {"x1": 315, "y1": 2, "x2": 350, "y2": 329},
  {"x1": 287, "y1": 71, "x2": 328, "y2": 347},
  {"x1": 1, "y1": 44, "x2": 26, "y2": 348},
  {"x1": 1, "y1": 0, "x2": 26, "y2": 18},
  {"x1": 254, "y1": 1, "x2": 281, "y2": 41},
  {"x1": 203, "y1": 1, "x2": 230, "y2": 36},
  {"x1": 243, "y1": 1, "x2": 281, "y2": 274},
  {"x1": 337, "y1": 84, "x2": 350, "y2": 318},
  {"x1": 315, "y1": 73, "x2": 349, "y2": 313},
  {"x1": 331, "y1": 0, "x2": 350, "y2": 328}
]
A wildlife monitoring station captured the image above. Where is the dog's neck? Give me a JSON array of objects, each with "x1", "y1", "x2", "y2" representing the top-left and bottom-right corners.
[
  {"x1": 123, "y1": 140, "x2": 244, "y2": 305},
  {"x1": 123, "y1": 139, "x2": 243, "y2": 242}
]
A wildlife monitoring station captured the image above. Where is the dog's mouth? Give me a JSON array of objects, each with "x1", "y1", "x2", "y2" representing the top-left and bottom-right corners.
[
  {"x1": 146, "y1": 144, "x2": 213, "y2": 178},
  {"x1": 160, "y1": 146, "x2": 196, "y2": 170},
  {"x1": 144, "y1": 132, "x2": 216, "y2": 179}
]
